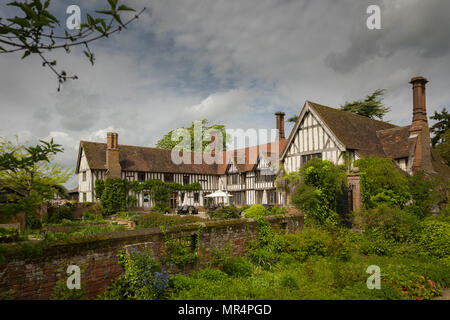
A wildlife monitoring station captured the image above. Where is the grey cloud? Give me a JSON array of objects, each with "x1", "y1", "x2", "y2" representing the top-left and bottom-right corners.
[{"x1": 325, "y1": 0, "x2": 450, "y2": 73}]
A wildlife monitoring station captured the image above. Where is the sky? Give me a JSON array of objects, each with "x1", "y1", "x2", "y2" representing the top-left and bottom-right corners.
[{"x1": 1, "y1": 0, "x2": 450, "y2": 189}]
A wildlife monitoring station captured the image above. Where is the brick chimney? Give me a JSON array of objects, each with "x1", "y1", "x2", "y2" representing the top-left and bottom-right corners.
[
  {"x1": 408, "y1": 77, "x2": 433, "y2": 172},
  {"x1": 106, "y1": 132, "x2": 121, "y2": 178},
  {"x1": 210, "y1": 130, "x2": 220, "y2": 157},
  {"x1": 275, "y1": 112, "x2": 285, "y2": 140}
]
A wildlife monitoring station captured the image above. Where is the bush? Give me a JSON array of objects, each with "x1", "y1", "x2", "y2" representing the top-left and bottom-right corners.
[
  {"x1": 284, "y1": 228, "x2": 330, "y2": 261},
  {"x1": 208, "y1": 205, "x2": 240, "y2": 220},
  {"x1": 220, "y1": 257, "x2": 253, "y2": 277},
  {"x1": 47, "y1": 203, "x2": 74, "y2": 224},
  {"x1": 101, "y1": 178, "x2": 127, "y2": 215},
  {"x1": 0, "y1": 228, "x2": 20, "y2": 243},
  {"x1": 355, "y1": 156, "x2": 411, "y2": 209},
  {"x1": 354, "y1": 205, "x2": 420, "y2": 243},
  {"x1": 416, "y1": 218, "x2": 450, "y2": 259},
  {"x1": 137, "y1": 212, "x2": 204, "y2": 228},
  {"x1": 243, "y1": 204, "x2": 267, "y2": 219},
  {"x1": 268, "y1": 206, "x2": 288, "y2": 216}
]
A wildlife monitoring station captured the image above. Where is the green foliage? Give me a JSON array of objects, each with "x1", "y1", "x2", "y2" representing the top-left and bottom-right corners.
[
  {"x1": 100, "y1": 178, "x2": 127, "y2": 215},
  {"x1": 290, "y1": 159, "x2": 346, "y2": 226},
  {"x1": 430, "y1": 107, "x2": 450, "y2": 147},
  {"x1": 208, "y1": 205, "x2": 241, "y2": 220},
  {"x1": 51, "y1": 278, "x2": 87, "y2": 300},
  {"x1": 0, "y1": 1, "x2": 142, "y2": 89},
  {"x1": 0, "y1": 227, "x2": 20, "y2": 243},
  {"x1": 339, "y1": 89, "x2": 390, "y2": 120},
  {"x1": 156, "y1": 119, "x2": 230, "y2": 152},
  {"x1": 416, "y1": 218, "x2": 450, "y2": 259},
  {"x1": 136, "y1": 212, "x2": 205, "y2": 229},
  {"x1": 355, "y1": 156, "x2": 411, "y2": 209},
  {"x1": 243, "y1": 204, "x2": 267, "y2": 219},
  {"x1": 47, "y1": 203, "x2": 74, "y2": 223},
  {"x1": 355, "y1": 206, "x2": 420, "y2": 243},
  {"x1": 94, "y1": 180, "x2": 105, "y2": 200},
  {"x1": 100, "y1": 249, "x2": 168, "y2": 300},
  {"x1": 0, "y1": 137, "x2": 70, "y2": 222},
  {"x1": 164, "y1": 236, "x2": 198, "y2": 269},
  {"x1": 220, "y1": 257, "x2": 253, "y2": 278},
  {"x1": 435, "y1": 129, "x2": 450, "y2": 165}
]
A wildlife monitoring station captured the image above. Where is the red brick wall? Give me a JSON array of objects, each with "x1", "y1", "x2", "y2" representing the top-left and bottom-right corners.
[{"x1": 0, "y1": 213, "x2": 303, "y2": 300}]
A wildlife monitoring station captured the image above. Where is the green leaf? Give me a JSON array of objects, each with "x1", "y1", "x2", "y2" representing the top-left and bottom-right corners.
[
  {"x1": 117, "y1": 5, "x2": 135, "y2": 11},
  {"x1": 108, "y1": 0, "x2": 118, "y2": 10},
  {"x1": 7, "y1": 17, "x2": 31, "y2": 28}
]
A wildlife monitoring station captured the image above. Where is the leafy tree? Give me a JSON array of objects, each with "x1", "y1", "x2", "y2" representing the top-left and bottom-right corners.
[
  {"x1": 0, "y1": 0, "x2": 143, "y2": 90},
  {"x1": 340, "y1": 89, "x2": 391, "y2": 120},
  {"x1": 430, "y1": 108, "x2": 450, "y2": 147},
  {"x1": 290, "y1": 159, "x2": 346, "y2": 226},
  {"x1": 354, "y1": 156, "x2": 411, "y2": 209},
  {"x1": 0, "y1": 137, "x2": 71, "y2": 223},
  {"x1": 287, "y1": 115, "x2": 298, "y2": 123},
  {"x1": 156, "y1": 119, "x2": 230, "y2": 152},
  {"x1": 435, "y1": 130, "x2": 450, "y2": 165}
]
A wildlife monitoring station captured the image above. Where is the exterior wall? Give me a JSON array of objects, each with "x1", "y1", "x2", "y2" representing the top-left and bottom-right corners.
[
  {"x1": 283, "y1": 110, "x2": 345, "y2": 173},
  {"x1": 0, "y1": 213, "x2": 304, "y2": 300},
  {"x1": 78, "y1": 150, "x2": 95, "y2": 202}
]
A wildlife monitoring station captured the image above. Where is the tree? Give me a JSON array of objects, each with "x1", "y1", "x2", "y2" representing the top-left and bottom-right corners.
[
  {"x1": 287, "y1": 115, "x2": 298, "y2": 123},
  {"x1": 290, "y1": 159, "x2": 346, "y2": 226},
  {"x1": 354, "y1": 156, "x2": 411, "y2": 209},
  {"x1": 430, "y1": 108, "x2": 450, "y2": 147},
  {"x1": 340, "y1": 89, "x2": 391, "y2": 120},
  {"x1": 156, "y1": 119, "x2": 230, "y2": 152},
  {"x1": 0, "y1": 0, "x2": 144, "y2": 91},
  {"x1": 0, "y1": 137, "x2": 71, "y2": 224},
  {"x1": 435, "y1": 129, "x2": 450, "y2": 166}
]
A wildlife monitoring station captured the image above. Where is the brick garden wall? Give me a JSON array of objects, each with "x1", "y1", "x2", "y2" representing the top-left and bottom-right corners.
[{"x1": 0, "y1": 213, "x2": 303, "y2": 300}]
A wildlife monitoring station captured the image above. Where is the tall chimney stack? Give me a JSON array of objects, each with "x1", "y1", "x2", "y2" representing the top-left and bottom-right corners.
[
  {"x1": 408, "y1": 77, "x2": 433, "y2": 172},
  {"x1": 275, "y1": 112, "x2": 285, "y2": 140},
  {"x1": 106, "y1": 132, "x2": 121, "y2": 178}
]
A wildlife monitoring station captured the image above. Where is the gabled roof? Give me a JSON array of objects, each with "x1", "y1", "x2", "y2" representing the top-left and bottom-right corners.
[
  {"x1": 308, "y1": 101, "x2": 397, "y2": 157},
  {"x1": 78, "y1": 138, "x2": 288, "y2": 176}
]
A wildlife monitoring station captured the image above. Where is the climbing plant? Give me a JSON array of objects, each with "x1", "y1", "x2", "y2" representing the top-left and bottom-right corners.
[{"x1": 97, "y1": 178, "x2": 202, "y2": 215}]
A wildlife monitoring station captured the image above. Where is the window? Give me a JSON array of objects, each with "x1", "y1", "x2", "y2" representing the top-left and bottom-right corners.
[
  {"x1": 228, "y1": 173, "x2": 239, "y2": 185},
  {"x1": 82, "y1": 171, "x2": 86, "y2": 181},
  {"x1": 194, "y1": 192, "x2": 199, "y2": 202},
  {"x1": 183, "y1": 175, "x2": 190, "y2": 185},
  {"x1": 230, "y1": 191, "x2": 245, "y2": 205},
  {"x1": 164, "y1": 173, "x2": 174, "y2": 183},
  {"x1": 267, "y1": 189, "x2": 277, "y2": 204},
  {"x1": 138, "y1": 172, "x2": 146, "y2": 182},
  {"x1": 82, "y1": 192, "x2": 87, "y2": 202},
  {"x1": 256, "y1": 170, "x2": 275, "y2": 183},
  {"x1": 301, "y1": 153, "x2": 322, "y2": 165}
]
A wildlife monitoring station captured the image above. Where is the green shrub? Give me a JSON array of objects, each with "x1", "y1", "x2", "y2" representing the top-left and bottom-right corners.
[
  {"x1": 355, "y1": 156, "x2": 412, "y2": 209},
  {"x1": 243, "y1": 204, "x2": 267, "y2": 219},
  {"x1": 284, "y1": 228, "x2": 330, "y2": 261},
  {"x1": 220, "y1": 257, "x2": 253, "y2": 277},
  {"x1": 268, "y1": 206, "x2": 288, "y2": 216},
  {"x1": 137, "y1": 212, "x2": 204, "y2": 228},
  {"x1": 164, "y1": 236, "x2": 198, "y2": 269},
  {"x1": 0, "y1": 228, "x2": 20, "y2": 243},
  {"x1": 101, "y1": 178, "x2": 127, "y2": 215},
  {"x1": 355, "y1": 205, "x2": 420, "y2": 242},
  {"x1": 416, "y1": 218, "x2": 450, "y2": 259},
  {"x1": 47, "y1": 204, "x2": 74, "y2": 223},
  {"x1": 208, "y1": 205, "x2": 240, "y2": 220}
]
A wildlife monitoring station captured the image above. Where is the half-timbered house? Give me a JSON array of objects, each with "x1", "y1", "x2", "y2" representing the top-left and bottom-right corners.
[{"x1": 75, "y1": 76, "x2": 449, "y2": 210}]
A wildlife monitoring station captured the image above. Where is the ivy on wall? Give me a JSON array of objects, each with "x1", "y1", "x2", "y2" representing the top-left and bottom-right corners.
[{"x1": 94, "y1": 178, "x2": 202, "y2": 215}]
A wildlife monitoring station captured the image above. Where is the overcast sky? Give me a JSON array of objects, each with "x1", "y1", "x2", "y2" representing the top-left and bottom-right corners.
[{"x1": 1, "y1": 0, "x2": 450, "y2": 188}]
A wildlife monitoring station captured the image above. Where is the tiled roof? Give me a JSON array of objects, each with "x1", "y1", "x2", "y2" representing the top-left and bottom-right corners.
[
  {"x1": 377, "y1": 126, "x2": 415, "y2": 159},
  {"x1": 309, "y1": 101, "x2": 397, "y2": 158},
  {"x1": 80, "y1": 138, "x2": 287, "y2": 175}
]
